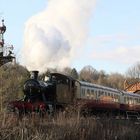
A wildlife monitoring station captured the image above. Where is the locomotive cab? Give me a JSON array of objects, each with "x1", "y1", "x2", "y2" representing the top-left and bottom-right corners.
[{"x1": 49, "y1": 73, "x2": 76, "y2": 105}]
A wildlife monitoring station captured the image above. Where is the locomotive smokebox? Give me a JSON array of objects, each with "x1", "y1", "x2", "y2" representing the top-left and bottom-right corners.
[{"x1": 30, "y1": 71, "x2": 39, "y2": 80}]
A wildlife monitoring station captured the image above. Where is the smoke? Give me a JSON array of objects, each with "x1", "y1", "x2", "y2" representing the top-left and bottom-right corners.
[{"x1": 21, "y1": 0, "x2": 96, "y2": 73}]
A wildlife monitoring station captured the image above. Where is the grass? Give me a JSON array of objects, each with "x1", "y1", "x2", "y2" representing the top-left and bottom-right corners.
[{"x1": 0, "y1": 111, "x2": 140, "y2": 140}]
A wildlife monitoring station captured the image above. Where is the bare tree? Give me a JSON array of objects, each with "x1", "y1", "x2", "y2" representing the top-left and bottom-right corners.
[
  {"x1": 107, "y1": 73, "x2": 125, "y2": 89},
  {"x1": 79, "y1": 65, "x2": 98, "y2": 83},
  {"x1": 97, "y1": 70, "x2": 107, "y2": 86},
  {"x1": 126, "y1": 62, "x2": 140, "y2": 79}
]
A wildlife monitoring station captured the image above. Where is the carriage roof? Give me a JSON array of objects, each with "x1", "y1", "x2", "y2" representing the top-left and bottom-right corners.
[
  {"x1": 78, "y1": 81, "x2": 140, "y2": 97},
  {"x1": 50, "y1": 73, "x2": 76, "y2": 81}
]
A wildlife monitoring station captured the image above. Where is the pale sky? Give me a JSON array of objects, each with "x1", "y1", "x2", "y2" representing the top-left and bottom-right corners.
[{"x1": 0, "y1": 0, "x2": 140, "y2": 74}]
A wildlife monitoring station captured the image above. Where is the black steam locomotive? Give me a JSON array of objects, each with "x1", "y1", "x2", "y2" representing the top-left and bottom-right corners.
[{"x1": 8, "y1": 71, "x2": 76, "y2": 115}]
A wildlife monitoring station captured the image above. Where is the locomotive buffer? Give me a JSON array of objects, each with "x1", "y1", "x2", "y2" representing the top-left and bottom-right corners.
[{"x1": 0, "y1": 19, "x2": 15, "y2": 66}]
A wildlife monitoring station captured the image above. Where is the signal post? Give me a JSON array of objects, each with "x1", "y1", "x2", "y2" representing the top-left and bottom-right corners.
[{"x1": 0, "y1": 19, "x2": 15, "y2": 66}]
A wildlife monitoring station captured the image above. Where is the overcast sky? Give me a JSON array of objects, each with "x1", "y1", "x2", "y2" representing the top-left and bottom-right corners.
[{"x1": 0, "y1": 0, "x2": 140, "y2": 74}]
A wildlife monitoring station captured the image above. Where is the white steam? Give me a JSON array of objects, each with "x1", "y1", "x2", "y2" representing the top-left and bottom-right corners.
[{"x1": 21, "y1": 0, "x2": 96, "y2": 72}]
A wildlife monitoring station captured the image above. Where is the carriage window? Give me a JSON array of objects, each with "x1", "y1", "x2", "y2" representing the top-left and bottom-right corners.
[
  {"x1": 98, "y1": 91, "x2": 101, "y2": 97},
  {"x1": 116, "y1": 95, "x2": 119, "y2": 102},
  {"x1": 132, "y1": 98, "x2": 135, "y2": 104},
  {"x1": 90, "y1": 89, "x2": 92, "y2": 94},
  {"x1": 133, "y1": 98, "x2": 135, "y2": 104},
  {"x1": 134, "y1": 98, "x2": 138, "y2": 104},
  {"x1": 81, "y1": 88, "x2": 85, "y2": 97},
  {"x1": 93, "y1": 90, "x2": 96, "y2": 99},
  {"x1": 87, "y1": 89, "x2": 90, "y2": 98},
  {"x1": 124, "y1": 97, "x2": 126, "y2": 103},
  {"x1": 126, "y1": 97, "x2": 129, "y2": 104},
  {"x1": 89, "y1": 89, "x2": 94, "y2": 99},
  {"x1": 95, "y1": 90, "x2": 97, "y2": 99},
  {"x1": 87, "y1": 89, "x2": 90, "y2": 94},
  {"x1": 129, "y1": 97, "x2": 133, "y2": 104},
  {"x1": 98, "y1": 91, "x2": 104, "y2": 99}
]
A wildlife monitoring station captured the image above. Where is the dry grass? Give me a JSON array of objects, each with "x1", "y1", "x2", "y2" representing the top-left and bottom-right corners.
[{"x1": 0, "y1": 111, "x2": 140, "y2": 140}]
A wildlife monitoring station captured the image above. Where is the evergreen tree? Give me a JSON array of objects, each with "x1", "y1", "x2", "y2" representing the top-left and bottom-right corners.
[{"x1": 71, "y1": 68, "x2": 79, "y2": 79}]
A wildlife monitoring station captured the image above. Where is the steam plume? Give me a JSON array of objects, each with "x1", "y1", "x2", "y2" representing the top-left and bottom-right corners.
[{"x1": 21, "y1": 0, "x2": 96, "y2": 72}]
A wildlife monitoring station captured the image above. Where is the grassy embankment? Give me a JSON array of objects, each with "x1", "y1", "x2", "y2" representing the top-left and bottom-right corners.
[{"x1": 0, "y1": 111, "x2": 140, "y2": 140}]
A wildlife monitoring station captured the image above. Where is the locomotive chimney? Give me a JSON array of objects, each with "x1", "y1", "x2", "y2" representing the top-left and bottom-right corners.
[{"x1": 30, "y1": 71, "x2": 39, "y2": 80}]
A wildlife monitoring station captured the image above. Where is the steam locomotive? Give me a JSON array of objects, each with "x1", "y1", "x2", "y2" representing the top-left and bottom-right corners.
[{"x1": 8, "y1": 71, "x2": 140, "y2": 118}]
